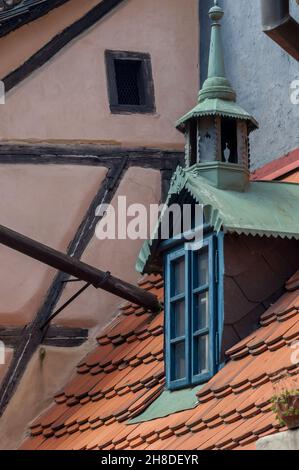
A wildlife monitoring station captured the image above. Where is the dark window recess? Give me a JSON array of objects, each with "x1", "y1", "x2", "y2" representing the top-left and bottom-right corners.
[
  {"x1": 114, "y1": 60, "x2": 141, "y2": 106},
  {"x1": 221, "y1": 118, "x2": 238, "y2": 164},
  {"x1": 189, "y1": 120, "x2": 198, "y2": 166},
  {"x1": 105, "y1": 50, "x2": 155, "y2": 114}
]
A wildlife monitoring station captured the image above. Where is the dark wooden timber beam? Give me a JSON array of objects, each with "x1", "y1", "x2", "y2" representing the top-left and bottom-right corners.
[
  {"x1": 42, "y1": 325, "x2": 88, "y2": 347},
  {"x1": 0, "y1": 145, "x2": 184, "y2": 168},
  {"x1": 3, "y1": 0, "x2": 128, "y2": 92},
  {"x1": 0, "y1": 152, "x2": 177, "y2": 417},
  {"x1": 0, "y1": 159, "x2": 127, "y2": 415},
  {"x1": 0, "y1": 224, "x2": 161, "y2": 313},
  {"x1": 0, "y1": 327, "x2": 25, "y2": 348},
  {"x1": 0, "y1": 144, "x2": 183, "y2": 205},
  {"x1": 0, "y1": 326, "x2": 88, "y2": 348}
]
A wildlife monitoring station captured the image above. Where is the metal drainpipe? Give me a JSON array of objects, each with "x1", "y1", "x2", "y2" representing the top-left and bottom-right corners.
[{"x1": 261, "y1": 0, "x2": 299, "y2": 61}]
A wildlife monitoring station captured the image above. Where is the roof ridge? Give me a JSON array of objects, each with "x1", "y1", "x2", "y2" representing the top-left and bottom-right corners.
[{"x1": 251, "y1": 148, "x2": 299, "y2": 181}]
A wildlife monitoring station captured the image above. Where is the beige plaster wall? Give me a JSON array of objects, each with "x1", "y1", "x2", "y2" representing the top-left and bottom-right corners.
[
  {"x1": 0, "y1": 342, "x2": 96, "y2": 450},
  {"x1": 0, "y1": 166, "x2": 161, "y2": 449},
  {"x1": 0, "y1": 165, "x2": 107, "y2": 325},
  {"x1": 0, "y1": 0, "x2": 199, "y2": 147},
  {"x1": 53, "y1": 166, "x2": 161, "y2": 327},
  {"x1": 0, "y1": 0, "x2": 101, "y2": 79}
]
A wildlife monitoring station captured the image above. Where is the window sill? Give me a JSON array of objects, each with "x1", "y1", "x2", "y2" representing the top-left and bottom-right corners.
[{"x1": 109, "y1": 105, "x2": 156, "y2": 115}]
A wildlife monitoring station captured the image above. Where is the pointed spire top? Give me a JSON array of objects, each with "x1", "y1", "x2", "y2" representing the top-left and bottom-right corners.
[
  {"x1": 198, "y1": 1, "x2": 236, "y2": 103},
  {"x1": 209, "y1": 0, "x2": 224, "y2": 22},
  {"x1": 176, "y1": 0, "x2": 258, "y2": 134}
]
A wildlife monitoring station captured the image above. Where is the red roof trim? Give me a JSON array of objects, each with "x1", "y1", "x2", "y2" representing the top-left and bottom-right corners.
[{"x1": 251, "y1": 148, "x2": 299, "y2": 181}]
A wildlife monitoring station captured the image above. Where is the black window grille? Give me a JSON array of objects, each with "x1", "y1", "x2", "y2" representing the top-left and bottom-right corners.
[
  {"x1": 115, "y1": 59, "x2": 141, "y2": 106},
  {"x1": 105, "y1": 50, "x2": 155, "y2": 114}
]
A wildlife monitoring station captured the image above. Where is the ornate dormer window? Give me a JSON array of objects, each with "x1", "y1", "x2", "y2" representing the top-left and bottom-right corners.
[
  {"x1": 163, "y1": 1, "x2": 258, "y2": 390},
  {"x1": 136, "y1": 2, "x2": 262, "y2": 393}
]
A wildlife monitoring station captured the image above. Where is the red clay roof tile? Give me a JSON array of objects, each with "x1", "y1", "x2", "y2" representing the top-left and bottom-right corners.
[
  {"x1": 21, "y1": 271, "x2": 299, "y2": 451},
  {"x1": 251, "y1": 148, "x2": 299, "y2": 181}
]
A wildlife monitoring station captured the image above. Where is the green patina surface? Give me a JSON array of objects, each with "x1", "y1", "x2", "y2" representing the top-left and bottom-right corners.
[
  {"x1": 136, "y1": 165, "x2": 299, "y2": 274},
  {"x1": 176, "y1": 3, "x2": 258, "y2": 133},
  {"x1": 129, "y1": 385, "x2": 203, "y2": 424},
  {"x1": 176, "y1": 97, "x2": 258, "y2": 131}
]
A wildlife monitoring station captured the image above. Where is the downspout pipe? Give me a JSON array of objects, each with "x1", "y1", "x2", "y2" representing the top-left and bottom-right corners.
[{"x1": 261, "y1": 0, "x2": 299, "y2": 61}]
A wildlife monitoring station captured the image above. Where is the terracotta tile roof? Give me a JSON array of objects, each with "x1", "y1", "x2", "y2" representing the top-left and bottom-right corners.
[
  {"x1": 20, "y1": 273, "x2": 299, "y2": 451},
  {"x1": 251, "y1": 148, "x2": 299, "y2": 181}
]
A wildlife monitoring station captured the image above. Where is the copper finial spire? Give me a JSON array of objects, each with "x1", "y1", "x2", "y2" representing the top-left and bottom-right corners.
[
  {"x1": 176, "y1": 0, "x2": 258, "y2": 134},
  {"x1": 198, "y1": 0, "x2": 235, "y2": 102}
]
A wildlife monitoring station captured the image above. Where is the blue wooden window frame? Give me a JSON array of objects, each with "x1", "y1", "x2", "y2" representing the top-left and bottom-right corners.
[
  {"x1": 165, "y1": 233, "x2": 219, "y2": 390},
  {"x1": 165, "y1": 247, "x2": 190, "y2": 389}
]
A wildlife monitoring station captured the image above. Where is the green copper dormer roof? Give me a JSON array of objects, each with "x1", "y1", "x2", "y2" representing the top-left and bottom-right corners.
[
  {"x1": 176, "y1": 98, "x2": 259, "y2": 133},
  {"x1": 136, "y1": 165, "x2": 299, "y2": 274},
  {"x1": 176, "y1": 1, "x2": 258, "y2": 133}
]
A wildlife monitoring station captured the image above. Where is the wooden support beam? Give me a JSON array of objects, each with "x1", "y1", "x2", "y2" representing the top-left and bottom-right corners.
[
  {"x1": 0, "y1": 327, "x2": 24, "y2": 348},
  {"x1": 0, "y1": 150, "x2": 179, "y2": 417},
  {"x1": 0, "y1": 158, "x2": 149, "y2": 416},
  {"x1": 42, "y1": 326, "x2": 88, "y2": 348},
  {"x1": 3, "y1": 0, "x2": 127, "y2": 92},
  {"x1": 0, "y1": 144, "x2": 184, "y2": 170},
  {"x1": 0, "y1": 326, "x2": 88, "y2": 348},
  {"x1": 0, "y1": 224, "x2": 161, "y2": 313}
]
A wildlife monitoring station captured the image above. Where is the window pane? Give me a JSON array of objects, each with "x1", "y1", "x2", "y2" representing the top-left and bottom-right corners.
[
  {"x1": 194, "y1": 291, "x2": 209, "y2": 331},
  {"x1": 172, "y1": 341, "x2": 186, "y2": 381},
  {"x1": 194, "y1": 335, "x2": 209, "y2": 376},
  {"x1": 194, "y1": 246, "x2": 209, "y2": 287},
  {"x1": 171, "y1": 300, "x2": 185, "y2": 338},
  {"x1": 172, "y1": 257, "x2": 185, "y2": 296}
]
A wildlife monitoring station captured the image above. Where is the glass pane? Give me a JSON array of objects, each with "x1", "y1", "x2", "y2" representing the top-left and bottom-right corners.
[
  {"x1": 194, "y1": 246, "x2": 209, "y2": 287},
  {"x1": 194, "y1": 335, "x2": 209, "y2": 376},
  {"x1": 172, "y1": 257, "x2": 185, "y2": 296},
  {"x1": 194, "y1": 291, "x2": 209, "y2": 331},
  {"x1": 172, "y1": 341, "x2": 186, "y2": 381},
  {"x1": 171, "y1": 300, "x2": 185, "y2": 338}
]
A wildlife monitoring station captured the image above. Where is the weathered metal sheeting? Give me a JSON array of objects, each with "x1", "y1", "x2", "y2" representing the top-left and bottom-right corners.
[
  {"x1": 176, "y1": 98, "x2": 259, "y2": 132},
  {"x1": 137, "y1": 166, "x2": 299, "y2": 274}
]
